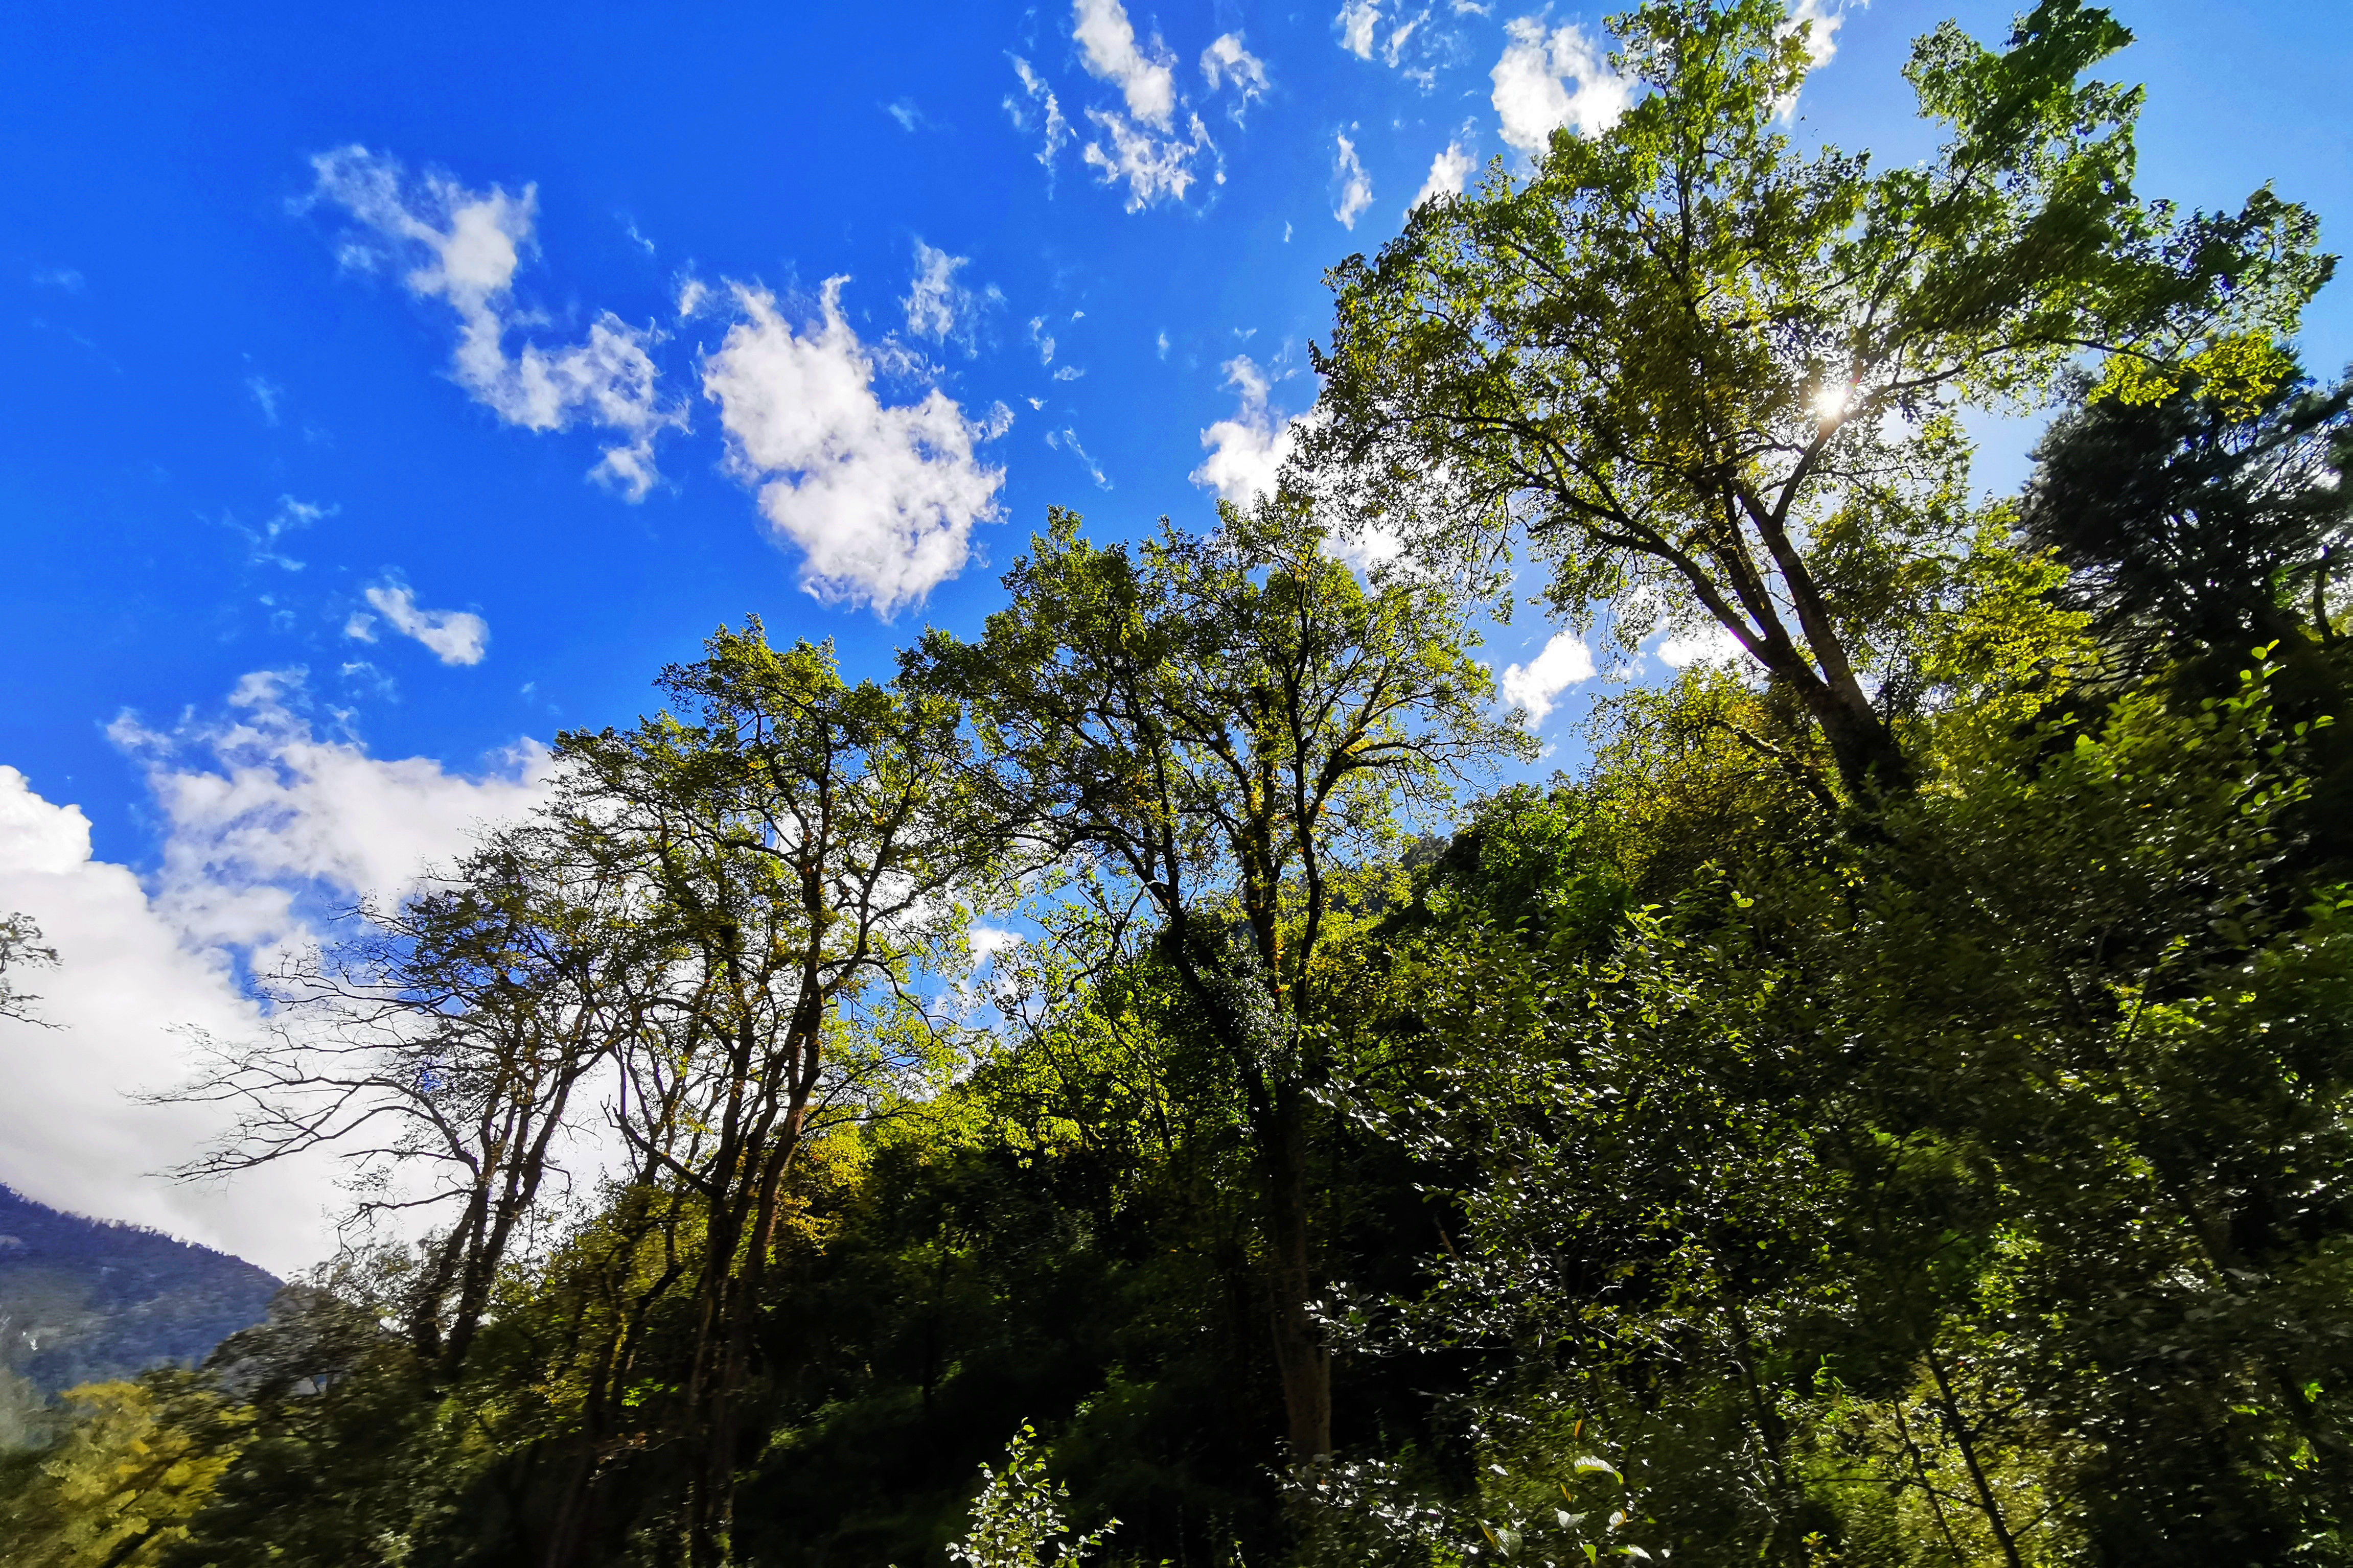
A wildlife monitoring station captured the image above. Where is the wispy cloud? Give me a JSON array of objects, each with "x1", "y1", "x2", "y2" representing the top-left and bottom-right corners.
[
  {"x1": 246, "y1": 375, "x2": 285, "y2": 426},
  {"x1": 1082, "y1": 107, "x2": 1218, "y2": 210},
  {"x1": 1006, "y1": 56, "x2": 1074, "y2": 182},
  {"x1": 231, "y1": 495, "x2": 334, "y2": 571},
  {"x1": 902, "y1": 241, "x2": 1002, "y2": 355},
  {"x1": 304, "y1": 146, "x2": 688, "y2": 500},
  {"x1": 1333, "y1": 133, "x2": 1374, "y2": 228},
  {"x1": 1200, "y1": 33, "x2": 1271, "y2": 122},
  {"x1": 1046, "y1": 426, "x2": 1112, "y2": 489},
  {"x1": 348, "y1": 580, "x2": 490, "y2": 666}
]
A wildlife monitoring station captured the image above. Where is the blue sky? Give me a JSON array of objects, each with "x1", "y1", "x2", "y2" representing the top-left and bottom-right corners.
[{"x1": 1, "y1": 0, "x2": 2347, "y2": 1267}]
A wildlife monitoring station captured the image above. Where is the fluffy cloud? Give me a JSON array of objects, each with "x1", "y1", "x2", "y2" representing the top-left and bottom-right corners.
[
  {"x1": 0, "y1": 678, "x2": 555, "y2": 1272},
  {"x1": 1414, "y1": 140, "x2": 1476, "y2": 208},
  {"x1": 1006, "y1": 57, "x2": 1074, "y2": 178},
  {"x1": 307, "y1": 146, "x2": 686, "y2": 500},
  {"x1": 1072, "y1": 0, "x2": 1176, "y2": 127},
  {"x1": 1783, "y1": 0, "x2": 1846, "y2": 67},
  {"x1": 113, "y1": 671, "x2": 553, "y2": 956},
  {"x1": 701, "y1": 280, "x2": 1007, "y2": 617},
  {"x1": 1192, "y1": 355, "x2": 1301, "y2": 505},
  {"x1": 1500, "y1": 630, "x2": 1596, "y2": 725},
  {"x1": 1491, "y1": 18, "x2": 1633, "y2": 154},
  {"x1": 0, "y1": 769, "x2": 322, "y2": 1272},
  {"x1": 1337, "y1": 0, "x2": 1380, "y2": 58},
  {"x1": 1081, "y1": 108, "x2": 1218, "y2": 212},
  {"x1": 1200, "y1": 33, "x2": 1270, "y2": 121},
  {"x1": 1333, "y1": 134, "x2": 1374, "y2": 229},
  {"x1": 348, "y1": 581, "x2": 490, "y2": 666}
]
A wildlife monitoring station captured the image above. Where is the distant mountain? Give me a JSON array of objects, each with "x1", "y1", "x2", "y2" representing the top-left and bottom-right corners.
[{"x1": 0, "y1": 1185, "x2": 280, "y2": 1401}]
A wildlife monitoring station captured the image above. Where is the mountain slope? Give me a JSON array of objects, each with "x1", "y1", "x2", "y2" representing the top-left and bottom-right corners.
[{"x1": 0, "y1": 1185, "x2": 280, "y2": 1399}]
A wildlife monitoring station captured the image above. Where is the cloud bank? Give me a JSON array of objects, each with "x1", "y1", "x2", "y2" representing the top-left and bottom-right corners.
[{"x1": 0, "y1": 677, "x2": 555, "y2": 1272}]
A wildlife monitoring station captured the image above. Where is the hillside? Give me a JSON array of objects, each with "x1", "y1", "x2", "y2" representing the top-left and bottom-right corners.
[{"x1": 0, "y1": 1185, "x2": 279, "y2": 1406}]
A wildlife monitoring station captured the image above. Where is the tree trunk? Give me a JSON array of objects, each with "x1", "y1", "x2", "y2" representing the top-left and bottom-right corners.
[
  {"x1": 1807, "y1": 682, "x2": 1912, "y2": 800},
  {"x1": 1263, "y1": 1082, "x2": 1331, "y2": 1459}
]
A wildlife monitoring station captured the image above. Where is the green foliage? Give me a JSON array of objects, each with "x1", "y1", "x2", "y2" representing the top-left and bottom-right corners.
[
  {"x1": 939, "y1": 1424, "x2": 1119, "y2": 1568},
  {"x1": 1310, "y1": 0, "x2": 2331, "y2": 794},
  {"x1": 3, "y1": 6, "x2": 2346, "y2": 1563}
]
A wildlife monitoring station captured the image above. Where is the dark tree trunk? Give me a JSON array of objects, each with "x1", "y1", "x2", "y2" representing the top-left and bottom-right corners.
[{"x1": 1262, "y1": 1082, "x2": 1331, "y2": 1459}]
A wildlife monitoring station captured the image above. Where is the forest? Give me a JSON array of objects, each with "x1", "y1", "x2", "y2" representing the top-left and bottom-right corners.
[{"x1": 3, "y1": 1, "x2": 2350, "y2": 1562}]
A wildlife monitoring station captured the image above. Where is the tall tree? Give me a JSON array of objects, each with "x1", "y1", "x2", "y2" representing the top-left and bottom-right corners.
[
  {"x1": 2021, "y1": 361, "x2": 2353, "y2": 676},
  {"x1": 1309, "y1": 0, "x2": 2330, "y2": 797},
  {"x1": 907, "y1": 500, "x2": 1525, "y2": 1457},
  {"x1": 164, "y1": 827, "x2": 635, "y2": 1377},
  {"x1": 553, "y1": 623, "x2": 994, "y2": 1566}
]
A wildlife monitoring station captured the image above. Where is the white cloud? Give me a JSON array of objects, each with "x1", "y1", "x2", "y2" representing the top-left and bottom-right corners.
[
  {"x1": 1333, "y1": 134, "x2": 1375, "y2": 229},
  {"x1": 1072, "y1": 0, "x2": 1176, "y2": 128},
  {"x1": 247, "y1": 375, "x2": 283, "y2": 426},
  {"x1": 0, "y1": 767, "x2": 327, "y2": 1273},
  {"x1": 1657, "y1": 622, "x2": 1748, "y2": 669},
  {"x1": 676, "y1": 276, "x2": 710, "y2": 321},
  {"x1": 1193, "y1": 355, "x2": 1302, "y2": 506},
  {"x1": 0, "y1": 680, "x2": 556, "y2": 1272},
  {"x1": 1337, "y1": 1, "x2": 1438, "y2": 78},
  {"x1": 357, "y1": 581, "x2": 490, "y2": 666},
  {"x1": 306, "y1": 146, "x2": 686, "y2": 500},
  {"x1": 1081, "y1": 108, "x2": 1218, "y2": 211},
  {"x1": 232, "y1": 495, "x2": 334, "y2": 571},
  {"x1": 1007, "y1": 57, "x2": 1073, "y2": 177},
  {"x1": 904, "y1": 242, "x2": 965, "y2": 341},
  {"x1": 1771, "y1": 0, "x2": 1849, "y2": 117},
  {"x1": 1491, "y1": 17, "x2": 1633, "y2": 154},
  {"x1": 1382, "y1": 7, "x2": 1431, "y2": 67},
  {"x1": 1045, "y1": 426, "x2": 1112, "y2": 489},
  {"x1": 112, "y1": 671, "x2": 553, "y2": 957},
  {"x1": 902, "y1": 240, "x2": 1001, "y2": 354},
  {"x1": 1414, "y1": 140, "x2": 1476, "y2": 208},
  {"x1": 1156, "y1": 330, "x2": 1170, "y2": 359},
  {"x1": 1501, "y1": 630, "x2": 1596, "y2": 724},
  {"x1": 700, "y1": 280, "x2": 1006, "y2": 617},
  {"x1": 1200, "y1": 33, "x2": 1271, "y2": 121},
  {"x1": 1782, "y1": 0, "x2": 1846, "y2": 68}
]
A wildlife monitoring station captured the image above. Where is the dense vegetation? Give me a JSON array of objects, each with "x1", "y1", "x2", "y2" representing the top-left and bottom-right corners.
[{"x1": 4, "y1": 2, "x2": 2350, "y2": 1563}]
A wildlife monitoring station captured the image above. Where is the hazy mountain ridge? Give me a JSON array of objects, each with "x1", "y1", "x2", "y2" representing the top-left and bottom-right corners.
[{"x1": 0, "y1": 1184, "x2": 279, "y2": 1403}]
